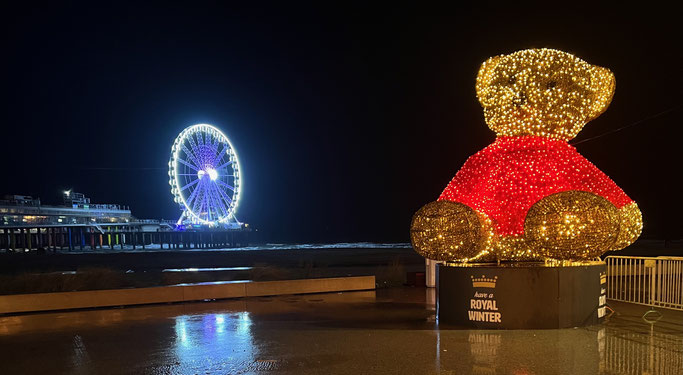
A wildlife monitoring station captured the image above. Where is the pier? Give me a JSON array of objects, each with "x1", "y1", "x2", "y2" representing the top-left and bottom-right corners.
[
  {"x1": 1, "y1": 193, "x2": 251, "y2": 252},
  {"x1": 1, "y1": 224, "x2": 250, "y2": 252}
]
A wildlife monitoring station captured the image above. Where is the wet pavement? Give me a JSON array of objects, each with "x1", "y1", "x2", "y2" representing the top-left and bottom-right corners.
[{"x1": 0, "y1": 287, "x2": 681, "y2": 374}]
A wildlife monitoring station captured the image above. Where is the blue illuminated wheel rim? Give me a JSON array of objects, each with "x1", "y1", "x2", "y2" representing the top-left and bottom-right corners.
[{"x1": 169, "y1": 124, "x2": 241, "y2": 225}]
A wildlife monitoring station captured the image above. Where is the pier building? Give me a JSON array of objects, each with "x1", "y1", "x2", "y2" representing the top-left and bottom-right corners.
[{"x1": 0, "y1": 192, "x2": 250, "y2": 252}]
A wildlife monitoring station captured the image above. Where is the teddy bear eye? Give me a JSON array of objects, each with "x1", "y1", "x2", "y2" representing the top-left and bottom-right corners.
[{"x1": 546, "y1": 81, "x2": 557, "y2": 89}]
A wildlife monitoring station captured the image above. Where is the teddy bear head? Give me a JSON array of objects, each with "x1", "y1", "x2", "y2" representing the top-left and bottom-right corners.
[{"x1": 475, "y1": 48, "x2": 615, "y2": 140}]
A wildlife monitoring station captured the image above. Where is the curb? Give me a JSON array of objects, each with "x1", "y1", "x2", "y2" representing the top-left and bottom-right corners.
[{"x1": 0, "y1": 276, "x2": 375, "y2": 314}]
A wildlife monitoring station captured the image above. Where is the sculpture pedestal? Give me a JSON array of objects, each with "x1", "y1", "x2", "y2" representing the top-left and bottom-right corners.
[{"x1": 437, "y1": 261, "x2": 606, "y2": 329}]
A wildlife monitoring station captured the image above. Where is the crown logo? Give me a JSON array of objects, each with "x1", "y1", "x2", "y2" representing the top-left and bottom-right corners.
[
  {"x1": 471, "y1": 275, "x2": 497, "y2": 288},
  {"x1": 600, "y1": 272, "x2": 606, "y2": 285}
]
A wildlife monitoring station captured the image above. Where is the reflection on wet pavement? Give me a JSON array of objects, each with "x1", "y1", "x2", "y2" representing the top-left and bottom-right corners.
[{"x1": 0, "y1": 288, "x2": 681, "y2": 374}]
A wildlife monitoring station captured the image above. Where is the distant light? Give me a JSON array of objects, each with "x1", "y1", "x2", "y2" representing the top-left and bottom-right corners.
[
  {"x1": 207, "y1": 167, "x2": 218, "y2": 181},
  {"x1": 64, "y1": 190, "x2": 71, "y2": 196},
  {"x1": 162, "y1": 267, "x2": 252, "y2": 272}
]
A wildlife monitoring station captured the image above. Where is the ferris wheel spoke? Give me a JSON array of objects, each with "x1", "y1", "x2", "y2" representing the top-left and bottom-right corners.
[
  {"x1": 198, "y1": 181, "x2": 210, "y2": 215},
  {"x1": 204, "y1": 186, "x2": 218, "y2": 220},
  {"x1": 188, "y1": 180, "x2": 204, "y2": 211},
  {"x1": 205, "y1": 134, "x2": 215, "y2": 150},
  {"x1": 215, "y1": 183, "x2": 233, "y2": 215},
  {"x1": 195, "y1": 191, "x2": 207, "y2": 221},
  {"x1": 203, "y1": 181, "x2": 217, "y2": 216},
  {"x1": 214, "y1": 191, "x2": 233, "y2": 218},
  {"x1": 208, "y1": 183, "x2": 229, "y2": 218},
  {"x1": 215, "y1": 197, "x2": 230, "y2": 218},
  {"x1": 185, "y1": 184, "x2": 202, "y2": 208},
  {"x1": 209, "y1": 132, "x2": 219, "y2": 150},
  {"x1": 207, "y1": 143, "x2": 220, "y2": 166},
  {"x1": 189, "y1": 130, "x2": 201, "y2": 151},
  {"x1": 177, "y1": 158, "x2": 199, "y2": 171},
  {"x1": 205, "y1": 188, "x2": 214, "y2": 222},
  {"x1": 183, "y1": 187, "x2": 202, "y2": 219},
  {"x1": 215, "y1": 180, "x2": 235, "y2": 191},
  {"x1": 213, "y1": 141, "x2": 226, "y2": 165},
  {"x1": 201, "y1": 132, "x2": 219, "y2": 166},
  {"x1": 180, "y1": 179, "x2": 199, "y2": 191},
  {"x1": 199, "y1": 129, "x2": 207, "y2": 147},
  {"x1": 181, "y1": 144, "x2": 203, "y2": 169},
  {"x1": 200, "y1": 181, "x2": 213, "y2": 219},
  {"x1": 188, "y1": 133, "x2": 205, "y2": 166},
  {"x1": 212, "y1": 183, "x2": 229, "y2": 215},
  {"x1": 218, "y1": 193, "x2": 234, "y2": 213},
  {"x1": 199, "y1": 135, "x2": 212, "y2": 167},
  {"x1": 210, "y1": 146, "x2": 227, "y2": 166},
  {"x1": 215, "y1": 182, "x2": 234, "y2": 207},
  {"x1": 203, "y1": 188, "x2": 215, "y2": 221},
  {"x1": 207, "y1": 133, "x2": 219, "y2": 154},
  {"x1": 215, "y1": 160, "x2": 234, "y2": 171}
]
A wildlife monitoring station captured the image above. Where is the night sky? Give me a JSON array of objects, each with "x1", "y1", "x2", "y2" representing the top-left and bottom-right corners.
[{"x1": 2, "y1": 4, "x2": 682, "y2": 242}]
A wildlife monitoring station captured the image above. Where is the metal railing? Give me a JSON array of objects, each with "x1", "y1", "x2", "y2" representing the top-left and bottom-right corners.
[
  {"x1": 605, "y1": 256, "x2": 683, "y2": 311},
  {"x1": 601, "y1": 326, "x2": 683, "y2": 375}
]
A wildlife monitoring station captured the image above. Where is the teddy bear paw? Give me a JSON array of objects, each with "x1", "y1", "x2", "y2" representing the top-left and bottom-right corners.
[
  {"x1": 410, "y1": 200, "x2": 494, "y2": 262},
  {"x1": 524, "y1": 190, "x2": 621, "y2": 260}
]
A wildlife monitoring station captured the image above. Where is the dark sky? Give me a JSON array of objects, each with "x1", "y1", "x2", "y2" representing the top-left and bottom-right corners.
[{"x1": 2, "y1": 4, "x2": 682, "y2": 242}]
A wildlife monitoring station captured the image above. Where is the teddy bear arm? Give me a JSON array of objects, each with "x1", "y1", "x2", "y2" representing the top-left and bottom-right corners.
[{"x1": 612, "y1": 202, "x2": 643, "y2": 250}]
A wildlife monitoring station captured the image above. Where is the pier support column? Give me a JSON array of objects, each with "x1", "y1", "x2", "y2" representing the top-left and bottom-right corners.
[
  {"x1": 10, "y1": 230, "x2": 16, "y2": 252},
  {"x1": 35, "y1": 228, "x2": 41, "y2": 249}
]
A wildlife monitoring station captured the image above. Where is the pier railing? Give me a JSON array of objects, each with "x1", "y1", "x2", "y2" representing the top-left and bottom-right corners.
[{"x1": 605, "y1": 256, "x2": 683, "y2": 311}]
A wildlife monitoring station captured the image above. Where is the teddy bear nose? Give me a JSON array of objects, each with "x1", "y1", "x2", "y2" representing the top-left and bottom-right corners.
[{"x1": 514, "y1": 91, "x2": 528, "y2": 106}]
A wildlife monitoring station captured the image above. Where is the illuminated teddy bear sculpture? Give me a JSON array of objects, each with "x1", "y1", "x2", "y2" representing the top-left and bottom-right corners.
[{"x1": 410, "y1": 48, "x2": 642, "y2": 262}]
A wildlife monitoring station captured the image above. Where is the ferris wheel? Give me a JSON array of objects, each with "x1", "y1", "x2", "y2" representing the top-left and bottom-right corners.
[{"x1": 169, "y1": 124, "x2": 241, "y2": 226}]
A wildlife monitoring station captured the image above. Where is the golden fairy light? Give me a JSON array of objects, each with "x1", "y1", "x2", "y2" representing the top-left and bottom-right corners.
[{"x1": 476, "y1": 48, "x2": 616, "y2": 140}]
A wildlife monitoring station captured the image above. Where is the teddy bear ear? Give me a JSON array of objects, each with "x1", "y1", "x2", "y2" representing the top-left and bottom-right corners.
[
  {"x1": 588, "y1": 65, "x2": 616, "y2": 120},
  {"x1": 475, "y1": 55, "x2": 502, "y2": 105}
]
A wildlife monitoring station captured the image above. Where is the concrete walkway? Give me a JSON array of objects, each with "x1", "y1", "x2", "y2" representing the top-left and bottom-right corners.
[{"x1": 0, "y1": 288, "x2": 681, "y2": 374}]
